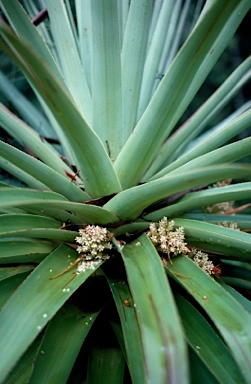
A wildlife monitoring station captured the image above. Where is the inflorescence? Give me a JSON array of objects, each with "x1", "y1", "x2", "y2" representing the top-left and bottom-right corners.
[
  {"x1": 147, "y1": 217, "x2": 220, "y2": 277},
  {"x1": 205, "y1": 179, "x2": 234, "y2": 213},
  {"x1": 147, "y1": 217, "x2": 190, "y2": 259},
  {"x1": 73, "y1": 218, "x2": 220, "y2": 278},
  {"x1": 75, "y1": 225, "x2": 113, "y2": 273},
  {"x1": 189, "y1": 249, "x2": 216, "y2": 276}
]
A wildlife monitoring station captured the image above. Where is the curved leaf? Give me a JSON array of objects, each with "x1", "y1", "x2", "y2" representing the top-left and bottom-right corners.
[
  {"x1": 0, "y1": 270, "x2": 31, "y2": 308},
  {"x1": 0, "y1": 141, "x2": 90, "y2": 202},
  {"x1": 105, "y1": 276, "x2": 145, "y2": 383},
  {"x1": 180, "y1": 213, "x2": 251, "y2": 231},
  {"x1": 105, "y1": 165, "x2": 251, "y2": 220},
  {"x1": 174, "y1": 292, "x2": 244, "y2": 384},
  {"x1": 86, "y1": 346, "x2": 125, "y2": 384},
  {"x1": 172, "y1": 219, "x2": 251, "y2": 260},
  {"x1": 0, "y1": 0, "x2": 64, "y2": 82},
  {"x1": 145, "y1": 182, "x2": 251, "y2": 218},
  {"x1": 0, "y1": 228, "x2": 77, "y2": 242},
  {"x1": 0, "y1": 188, "x2": 120, "y2": 224},
  {"x1": 0, "y1": 214, "x2": 61, "y2": 233},
  {"x1": 45, "y1": 0, "x2": 92, "y2": 124},
  {"x1": 121, "y1": 0, "x2": 153, "y2": 137},
  {"x1": 118, "y1": 234, "x2": 189, "y2": 384},
  {"x1": 91, "y1": 0, "x2": 123, "y2": 159},
  {"x1": 0, "y1": 21, "x2": 121, "y2": 197},
  {"x1": 0, "y1": 244, "x2": 105, "y2": 382},
  {"x1": 29, "y1": 303, "x2": 99, "y2": 384},
  {"x1": 115, "y1": 0, "x2": 251, "y2": 188},
  {"x1": 0, "y1": 103, "x2": 76, "y2": 178},
  {"x1": 145, "y1": 55, "x2": 251, "y2": 179},
  {"x1": 165, "y1": 256, "x2": 251, "y2": 383},
  {"x1": 152, "y1": 130, "x2": 251, "y2": 180},
  {"x1": 0, "y1": 239, "x2": 55, "y2": 264}
]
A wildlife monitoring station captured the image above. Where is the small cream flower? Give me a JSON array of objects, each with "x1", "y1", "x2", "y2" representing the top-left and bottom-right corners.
[
  {"x1": 147, "y1": 217, "x2": 190, "y2": 259},
  {"x1": 74, "y1": 225, "x2": 112, "y2": 273},
  {"x1": 75, "y1": 225, "x2": 112, "y2": 260},
  {"x1": 189, "y1": 249, "x2": 221, "y2": 277},
  {"x1": 205, "y1": 179, "x2": 234, "y2": 213},
  {"x1": 189, "y1": 249, "x2": 213, "y2": 275},
  {"x1": 205, "y1": 201, "x2": 234, "y2": 214},
  {"x1": 218, "y1": 221, "x2": 240, "y2": 230}
]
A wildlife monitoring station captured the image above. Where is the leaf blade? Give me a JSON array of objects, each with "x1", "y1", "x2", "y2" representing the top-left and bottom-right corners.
[
  {"x1": 120, "y1": 234, "x2": 189, "y2": 384},
  {"x1": 165, "y1": 256, "x2": 251, "y2": 383}
]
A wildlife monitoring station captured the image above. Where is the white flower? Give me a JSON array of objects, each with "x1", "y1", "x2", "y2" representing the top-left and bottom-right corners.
[
  {"x1": 189, "y1": 249, "x2": 219, "y2": 276},
  {"x1": 218, "y1": 221, "x2": 239, "y2": 230},
  {"x1": 189, "y1": 249, "x2": 214, "y2": 275},
  {"x1": 147, "y1": 217, "x2": 189, "y2": 259},
  {"x1": 75, "y1": 225, "x2": 112, "y2": 265},
  {"x1": 205, "y1": 179, "x2": 234, "y2": 213}
]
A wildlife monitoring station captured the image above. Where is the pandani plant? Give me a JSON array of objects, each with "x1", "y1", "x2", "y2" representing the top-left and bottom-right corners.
[{"x1": 0, "y1": 1, "x2": 251, "y2": 383}]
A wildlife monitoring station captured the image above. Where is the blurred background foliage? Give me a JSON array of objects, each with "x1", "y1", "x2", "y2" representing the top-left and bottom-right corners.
[
  {"x1": 0, "y1": 1, "x2": 250, "y2": 196},
  {"x1": 1, "y1": 0, "x2": 250, "y2": 147}
]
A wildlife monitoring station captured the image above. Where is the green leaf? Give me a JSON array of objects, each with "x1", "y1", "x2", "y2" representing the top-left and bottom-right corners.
[
  {"x1": 144, "y1": 55, "x2": 251, "y2": 179},
  {"x1": 0, "y1": 188, "x2": 68, "y2": 206},
  {"x1": 121, "y1": 0, "x2": 153, "y2": 137},
  {"x1": 189, "y1": 346, "x2": 219, "y2": 384},
  {"x1": 45, "y1": 0, "x2": 92, "y2": 124},
  {"x1": 105, "y1": 165, "x2": 251, "y2": 220},
  {"x1": 0, "y1": 141, "x2": 90, "y2": 202},
  {"x1": 0, "y1": 239, "x2": 55, "y2": 264},
  {"x1": 0, "y1": 244, "x2": 105, "y2": 382},
  {"x1": 0, "y1": 103, "x2": 75, "y2": 178},
  {"x1": 86, "y1": 346, "x2": 125, "y2": 384},
  {"x1": 0, "y1": 214, "x2": 61, "y2": 233},
  {"x1": 151, "y1": 121, "x2": 251, "y2": 180},
  {"x1": 0, "y1": 270, "x2": 31, "y2": 308},
  {"x1": 0, "y1": 74, "x2": 53, "y2": 137},
  {"x1": 115, "y1": 0, "x2": 251, "y2": 188},
  {"x1": 91, "y1": 0, "x2": 123, "y2": 159},
  {"x1": 3, "y1": 334, "x2": 43, "y2": 384},
  {"x1": 0, "y1": 21, "x2": 121, "y2": 197},
  {"x1": 171, "y1": 219, "x2": 251, "y2": 260},
  {"x1": 0, "y1": 0, "x2": 64, "y2": 82},
  {"x1": 218, "y1": 281, "x2": 251, "y2": 315},
  {"x1": 106, "y1": 276, "x2": 146, "y2": 383},
  {"x1": 29, "y1": 303, "x2": 99, "y2": 384},
  {"x1": 0, "y1": 157, "x2": 47, "y2": 190},
  {"x1": 175, "y1": 292, "x2": 244, "y2": 384},
  {"x1": 180, "y1": 213, "x2": 251, "y2": 231},
  {"x1": 119, "y1": 234, "x2": 189, "y2": 384},
  {"x1": 75, "y1": 0, "x2": 93, "y2": 93},
  {"x1": 165, "y1": 255, "x2": 251, "y2": 382},
  {"x1": 0, "y1": 188, "x2": 120, "y2": 224},
  {"x1": 137, "y1": 1, "x2": 174, "y2": 119},
  {"x1": 145, "y1": 182, "x2": 251, "y2": 218},
  {"x1": 221, "y1": 276, "x2": 251, "y2": 290},
  {"x1": 0, "y1": 265, "x2": 33, "y2": 281},
  {"x1": 0, "y1": 228, "x2": 77, "y2": 242}
]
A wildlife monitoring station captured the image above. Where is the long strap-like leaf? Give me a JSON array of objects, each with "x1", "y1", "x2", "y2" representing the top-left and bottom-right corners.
[
  {"x1": 166, "y1": 255, "x2": 251, "y2": 383},
  {"x1": 115, "y1": 0, "x2": 251, "y2": 188},
  {"x1": 120, "y1": 234, "x2": 189, "y2": 383},
  {"x1": 0, "y1": 21, "x2": 121, "y2": 197}
]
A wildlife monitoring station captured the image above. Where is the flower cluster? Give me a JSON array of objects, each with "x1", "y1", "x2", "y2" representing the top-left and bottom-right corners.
[
  {"x1": 75, "y1": 225, "x2": 113, "y2": 261},
  {"x1": 147, "y1": 217, "x2": 190, "y2": 259},
  {"x1": 189, "y1": 249, "x2": 221, "y2": 278},
  {"x1": 189, "y1": 249, "x2": 214, "y2": 275},
  {"x1": 218, "y1": 221, "x2": 240, "y2": 231},
  {"x1": 205, "y1": 179, "x2": 234, "y2": 213},
  {"x1": 205, "y1": 201, "x2": 234, "y2": 214},
  {"x1": 76, "y1": 260, "x2": 103, "y2": 274},
  {"x1": 147, "y1": 217, "x2": 221, "y2": 278}
]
